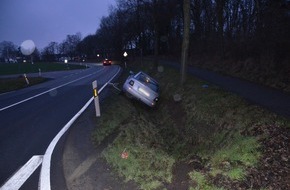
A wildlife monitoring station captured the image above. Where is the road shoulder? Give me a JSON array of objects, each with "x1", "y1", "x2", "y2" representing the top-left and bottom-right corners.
[{"x1": 62, "y1": 101, "x2": 139, "y2": 190}]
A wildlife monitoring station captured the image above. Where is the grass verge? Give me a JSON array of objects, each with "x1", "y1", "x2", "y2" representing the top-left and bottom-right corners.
[
  {"x1": 0, "y1": 62, "x2": 86, "y2": 93},
  {"x1": 0, "y1": 62, "x2": 86, "y2": 75},
  {"x1": 92, "y1": 59, "x2": 289, "y2": 189},
  {"x1": 0, "y1": 77, "x2": 48, "y2": 93}
]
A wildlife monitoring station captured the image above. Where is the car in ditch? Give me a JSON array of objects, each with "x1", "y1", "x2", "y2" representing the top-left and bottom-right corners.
[{"x1": 123, "y1": 71, "x2": 160, "y2": 107}]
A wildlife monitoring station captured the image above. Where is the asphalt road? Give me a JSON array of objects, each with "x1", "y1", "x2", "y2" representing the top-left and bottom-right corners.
[
  {"x1": 159, "y1": 60, "x2": 290, "y2": 118},
  {"x1": 0, "y1": 64, "x2": 121, "y2": 189}
]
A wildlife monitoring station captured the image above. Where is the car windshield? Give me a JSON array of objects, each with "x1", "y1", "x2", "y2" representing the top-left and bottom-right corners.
[{"x1": 135, "y1": 72, "x2": 159, "y2": 92}]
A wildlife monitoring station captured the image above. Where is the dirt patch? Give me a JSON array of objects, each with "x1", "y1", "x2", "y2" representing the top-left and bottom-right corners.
[
  {"x1": 207, "y1": 125, "x2": 290, "y2": 190},
  {"x1": 165, "y1": 156, "x2": 204, "y2": 190},
  {"x1": 243, "y1": 125, "x2": 290, "y2": 190},
  {"x1": 166, "y1": 99, "x2": 186, "y2": 136}
]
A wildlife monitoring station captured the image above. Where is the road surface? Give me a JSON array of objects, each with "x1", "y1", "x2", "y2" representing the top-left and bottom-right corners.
[{"x1": 0, "y1": 64, "x2": 121, "y2": 189}]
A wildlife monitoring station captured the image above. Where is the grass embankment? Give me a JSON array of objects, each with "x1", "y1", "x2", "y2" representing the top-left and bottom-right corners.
[
  {"x1": 190, "y1": 55, "x2": 290, "y2": 94},
  {"x1": 0, "y1": 77, "x2": 48, "y2": 93},
  {"x1": 0, "y1": 62, "x2": 85, "y2": 75},
  {"x1": 0, "y1": 62, "x2": 86, "y2": 93},
  {"x1": 92, "y1": 60, "x2": 289, "y2": 189}
]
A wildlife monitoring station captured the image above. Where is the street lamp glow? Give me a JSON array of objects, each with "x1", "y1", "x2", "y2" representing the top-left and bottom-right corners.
[
  {"x1": 123, "y1": 51, "x2": 128, "y2": 68},
  {"x1": 64, "y1": 59, "x2": 68, "y2": 64}
]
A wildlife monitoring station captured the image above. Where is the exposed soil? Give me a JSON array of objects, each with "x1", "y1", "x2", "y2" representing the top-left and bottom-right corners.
[
  {"x1": 206, "y1": 124, "x2": 290, "y2": 190},
  {"x1": 165, "y1": 156, "x2": 204, "y2": 190},
  {"x1": 165, "y1": 122, "x2": 290, "y2": 190},
  {"x1": 159, "y1": 99, "x2": 290, "y2": 190},
  {"x1": 241, "y1": 124, "x2": 290, "y2": 190}
]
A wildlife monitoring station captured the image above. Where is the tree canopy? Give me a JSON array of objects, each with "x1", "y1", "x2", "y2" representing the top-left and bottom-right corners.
[
  {"x1": 77, "y1": 0, "x2": 290, "y2": 64},
  {"x1": 2, "y1": 0, "x2": 289, "y2": 66}
]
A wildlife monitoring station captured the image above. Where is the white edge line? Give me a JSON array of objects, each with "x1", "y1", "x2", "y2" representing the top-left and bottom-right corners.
[
  {"x1": 1, "y1": 155, "x2": 43, "y2": 190},
  {"x1": 0, "y1": 74, "x2": 92, "y2": 112},
  {"x1": 0, "y1": 68, "x2": 105, "y2": 112},
  {"x1": 39, "y1": 66, "x2": 121, "y2": 190}
]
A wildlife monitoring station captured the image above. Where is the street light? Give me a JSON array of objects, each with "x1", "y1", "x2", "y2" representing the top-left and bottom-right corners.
[{"x1": 123, "y1": 51, "x2": 128, "y2": 68}]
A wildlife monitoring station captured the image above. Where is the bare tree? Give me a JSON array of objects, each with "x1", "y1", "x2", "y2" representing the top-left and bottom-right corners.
[
  {"x1": 41, "y1": 42, "x2": 58, "y2": 61},
  {"x1": 0, "y1": 41, "x2": 18, "y2": 61},
  {"x1": 58, "y1": 33, "x2": 82, "y2": 59}
]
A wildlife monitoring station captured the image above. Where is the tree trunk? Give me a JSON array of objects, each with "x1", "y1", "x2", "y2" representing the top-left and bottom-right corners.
[
  {"x1": 153, "y1": 0, "x2": 159, "y2": 69},
  {"x1": 180, "y1": 0, "x2": 190, "y2": 85}
]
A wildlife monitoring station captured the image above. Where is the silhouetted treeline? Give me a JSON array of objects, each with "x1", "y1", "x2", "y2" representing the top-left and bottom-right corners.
[{"x1": 78, "y1": 0, "x2": 290, "y2": 74}]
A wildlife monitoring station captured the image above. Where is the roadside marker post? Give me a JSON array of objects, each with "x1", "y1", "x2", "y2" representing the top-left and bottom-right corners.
[
  {"x1": 23, "y1": 73, "x2": 29, "y2": 85},
  {"x1": 92, "y1": 80, "x2": 101, "y2": 117}
]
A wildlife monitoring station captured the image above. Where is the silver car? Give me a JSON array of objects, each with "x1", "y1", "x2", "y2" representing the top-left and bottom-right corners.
[{"x1": 123, "y1": 71, "x2": 159, "y2": 107}]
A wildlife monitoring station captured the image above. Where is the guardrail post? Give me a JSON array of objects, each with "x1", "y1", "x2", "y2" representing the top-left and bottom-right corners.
[{"x1": 92, "y1": 80, "x2": 101, "y2": 117}]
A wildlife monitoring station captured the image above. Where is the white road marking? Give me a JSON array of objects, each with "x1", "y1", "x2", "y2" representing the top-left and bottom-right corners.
[
  {"x1": 39, "y1": 67, "x2": 121, "y2": 190},
  {"x1": 39, "y1": 96, "x2": 94, "y2": 190},
  {"x1": 0, "y1": 155, "x2": 43, "y2": 190},
  {"x1": 0, "y1": 69, "x2": 104, "y2": 112},
  {"x1": 0, "y1": 67, "x2": 112, "y2": 189}
]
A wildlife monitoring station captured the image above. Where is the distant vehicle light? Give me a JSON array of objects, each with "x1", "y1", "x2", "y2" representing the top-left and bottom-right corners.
[{"x1": 103, "y1": 58, "x2": 112, "y2": 66}]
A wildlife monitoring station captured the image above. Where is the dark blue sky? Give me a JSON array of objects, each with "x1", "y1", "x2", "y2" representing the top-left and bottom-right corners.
[{"x1": 0, "y1": 0, "x2": 116, "y2": 50}]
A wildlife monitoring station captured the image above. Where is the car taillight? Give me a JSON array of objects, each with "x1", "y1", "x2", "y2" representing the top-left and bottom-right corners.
[{"x1": 129, "y1": 80, "x2": 134, "y2": 86}]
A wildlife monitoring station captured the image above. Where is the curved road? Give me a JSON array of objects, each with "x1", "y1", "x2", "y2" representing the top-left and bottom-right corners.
[{"x1": 0, "y1": 64, "x2": 121, "y2": 189}]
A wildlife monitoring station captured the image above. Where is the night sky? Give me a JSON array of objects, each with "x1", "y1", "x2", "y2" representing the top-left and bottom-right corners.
[{"x1": 0, "y1": 0, "x2": 116, "y2": 50}]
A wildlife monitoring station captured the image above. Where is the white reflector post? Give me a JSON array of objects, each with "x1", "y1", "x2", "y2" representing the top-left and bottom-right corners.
[{"x1": 92, "y1": 80, "x2": 100, "y2": 117}]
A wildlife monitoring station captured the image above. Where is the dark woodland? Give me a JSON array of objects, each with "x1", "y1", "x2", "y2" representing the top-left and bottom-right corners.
[
  {"x1": 78, "y1": 0, "x2": 290, "y2": 91},
  {"x1": 1, "y1": 0, "x2": 290, "y2": 90}
]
